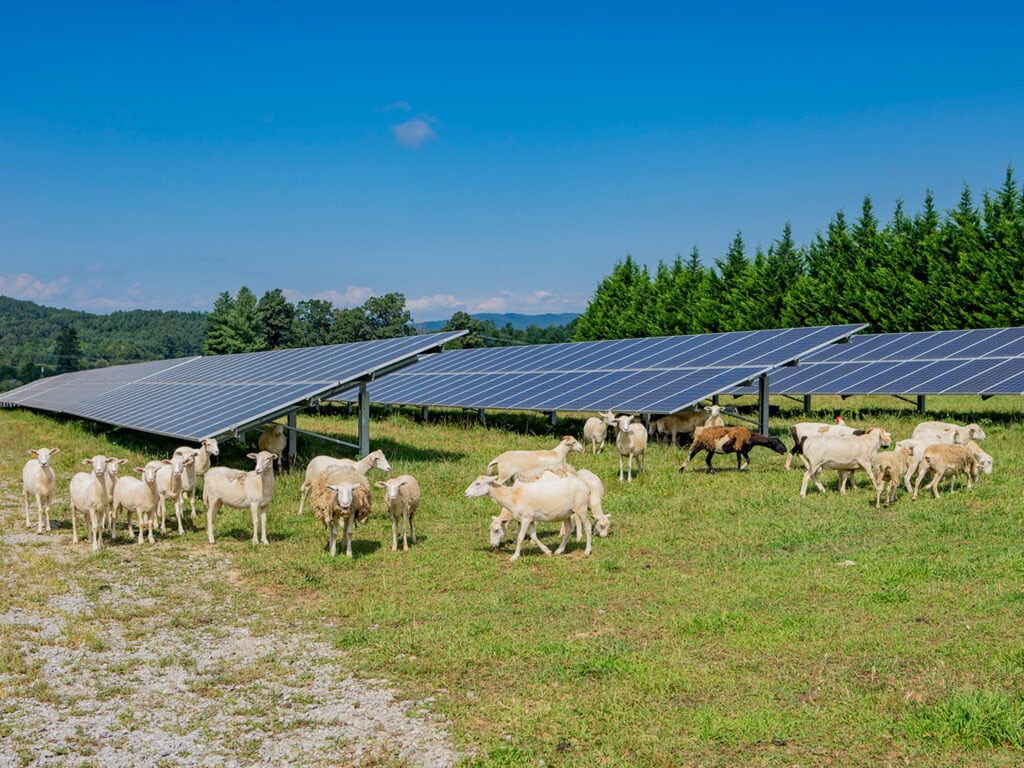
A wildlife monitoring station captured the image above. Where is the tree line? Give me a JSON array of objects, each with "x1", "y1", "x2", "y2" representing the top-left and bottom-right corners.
[{"x1": 575, "y1": 167, "x2": 1024, "y2": 339}]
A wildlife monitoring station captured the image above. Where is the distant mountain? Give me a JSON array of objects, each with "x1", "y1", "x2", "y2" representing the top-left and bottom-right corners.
[{"x1": 418, "y1": 312, "x2": 579, "y2": 332}]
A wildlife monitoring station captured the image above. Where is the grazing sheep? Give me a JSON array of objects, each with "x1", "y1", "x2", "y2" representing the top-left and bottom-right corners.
[
  {"x1": 650, "y1": 408, "x2": 704, "y2": 445},
  {"x1": 298, "y1": 449, "x2": 392, "y2": 515},
  {"x1": 69, "y1": 455, "x2": 109, "y2": 552},
  {"x1": 703, "y1": 404, "x2": 725, "y2": 427},
  {"x1": 203, "y1": 451, "x2": 277, "y2": 545},
  {"x1": 964, "y1": 439, "x2": 993, "y2": 476},
  {"x1": 911, "y1": 420, "x2": 986, "y2": 445},
  {"x1": 174, "y1": 437, "x2": 220, "y2": 518},
  {"x1": 486, "y1": 436, "x2": 583, "y2": 484},
  {"x1": 912, "y1": 443, "x2": 979, "y2": 500},
  {"x1": 22, "y1": 447, "x2": 60, "y2": 534},
  {"x1": 310, "y1": 465, "x2": 372, "y2": 557},
  {"x1": 871, "y1": 445, "x2": 914, "y2": 508},
  {"x1": 582, "y1": 410, "x2": 617, "y2": 453},
  {"x1": 679, "y1": 426, "x2": 786, "y2": 474},
  {"x1": 614, "y1": 415, "x2": 648, "y2": 482},
  {"x1": 111, "y1": 461, "x2": 162, "y2": 544},
  {"x1": 375, "y1": 475, "x2": 421, "y2": 551},
  {"x1": 156, "y1": 453, "x2": 194, "y2": 536},
  {"x1": 465, "y1": 473, "x2": 592, "y2": 562},
  {"x1": 786, "y1": 420, "x2": 863, "y2": 470},
  {"x1": 493, "y1": 465, "x2": 611, "y2": 546},
  {"x1": 798, "y1": 428, "x2": 892, "y2": 497},
  {"x1": 259, "y1": 423, "x2": 288, "y2": 472}
]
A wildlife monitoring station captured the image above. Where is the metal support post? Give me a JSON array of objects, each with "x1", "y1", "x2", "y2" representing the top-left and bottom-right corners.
[
  {"x1": 712, "y1": 394, "x2": 720, "y2": 406},
  {"x1": 478, "y1": 408, "x2": 487, "y2": 426},
  {"x1": 803, "y1": 394, "x2": 811, "y2": 415},
  {"x1": 287, "y1": 411, "x2": 297, "y2": 467},
  {"x1": 548, "y1": 411, "x2": 558, "y2": 427},
  {"x1": 758, "y1": 374, "x2": 770, "y2": 436},
  {"x1": 421, "y1": 406, "x2": 429, "y2": 421},
  {"x1": 358, "y1": 383, "x2": 370, "y2": 456},
  {"x1": 917, "y1": 395, "x2": 926, "y2": 415}
]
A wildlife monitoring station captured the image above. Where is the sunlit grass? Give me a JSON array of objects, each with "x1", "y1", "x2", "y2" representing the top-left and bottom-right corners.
[{"x1": 2, "y1": 395, "x2": 1024, "y2": 765}]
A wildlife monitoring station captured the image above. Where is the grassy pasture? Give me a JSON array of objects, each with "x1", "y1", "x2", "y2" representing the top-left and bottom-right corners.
[{"x1": 2, "y1": 395, "x2": 1024, "y2": 766}]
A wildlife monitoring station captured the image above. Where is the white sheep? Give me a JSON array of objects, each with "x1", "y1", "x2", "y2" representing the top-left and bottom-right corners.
[
  {"x1": 173, "y1": 437, "x2": 220, "y2": 518},
  {"x1": 582, "y1": 410, "x2": 616, "y2": 454},
  {"x1": 156, "y1": 452, "x2": 194, "y2": 536},
  {"x1": 486, "y1": 436, "x2": 583, "y2": 484},
  {"x1": 111, "y1": 461, "x2": 162, "y2": 544},
  {"x1": 203, "y1": 451, "x2": 277, "y2": 545},
  {"x1": 911, "y1": 420, "x2": 986, "y2": 445},
  {"x1": 798, "y1": 428, "x2": 892, "y2": 497},
  {"x1": 912, "y1": 444, "x2": 979, "y2": 499},
  {"x1": 375, "y1": 474, "x2": 421, "y2": 551},
  {"x1": 703, "y1": 404, "x2": 725, "y2": 427},
  {"x1": 465, "y1": 473, "x2": 592, "y2": 562},
  {"x1": 68, "y1": 455, "x2": 109, "y2": 552},
  {"x1": 492, "y1": 465, "x2": 610, "y2": 547},
  {"x1": 298, "y1": 449, "x2": 392, "y2": 515},
  {"x1": 259, "y1": 423, "x2": 288, "y2": 472},
  {"x1": 787, "y1": 420, "x2": 862, "y2": 470},
  {"x1": 103, "y1": 457, "x2": 130, "y2": 536},
  {"x1": 650, "y1": 409, "x2": 704, "y2": 445},
  {"x1": 614, "y1": 415, "x2": 648, "y2": 482},
  {"x1": 310, "y1": 465, "x2": 372, "y2": 557},
  {"x1": 22, "y1": 447, "x2": 60, "y2": 534}
]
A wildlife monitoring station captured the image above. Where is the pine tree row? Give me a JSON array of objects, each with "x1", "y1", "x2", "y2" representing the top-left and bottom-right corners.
[{"x1": 575, "y1": 168, "x2": 1024, "y2": 340}]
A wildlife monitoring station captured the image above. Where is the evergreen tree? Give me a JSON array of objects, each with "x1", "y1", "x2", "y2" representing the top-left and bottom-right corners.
[
  {"x1": 295, "y1": 300, "x2": 335, "y2": 346},
  {"x1": 574, "y1": 255, "x2": 654, "y2": 340},
  {"x1": 256, "y1": 289, "x2": 296, "y2": 349},
  {"x1": 54, "y1": 326, "x2": 82, "y2": 373},
  {"x1": 714, "y1": 232, "x2": 752, "y2": 331},
  {"x1": 980, "y1": 166, "x2": 1024, "y2": 325},
  {"x1": 226, "y1": 287, "x2": 266, "y2": 352},
  {"x1": 203, "y1": 291, "x2": 237, "y2": 354}
]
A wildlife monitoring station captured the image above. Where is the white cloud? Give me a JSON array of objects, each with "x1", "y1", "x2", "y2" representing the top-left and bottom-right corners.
[
  {"x1": 283, "y1": 286, "x2": 375, "y2": 308},
  {"x1": 0, "y1": 273, "x2": 70, "y2": 301},
  {"x1": 392, "y1": 117, "x2": 437, "y2": 149},
  {"x1": 406, "y1": 293, "x2": 462, "y2": 312}
]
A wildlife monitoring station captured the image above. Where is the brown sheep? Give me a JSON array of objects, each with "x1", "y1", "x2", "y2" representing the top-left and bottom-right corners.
[
  {"x1": 678, "y1": 426, "x2": 786, "y2": 474},
  {"x1": 912, "y1": 444, "x2": 979, "y2": 500}
]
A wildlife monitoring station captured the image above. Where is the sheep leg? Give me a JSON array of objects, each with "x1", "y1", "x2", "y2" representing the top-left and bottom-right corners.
[
  {"x1": 391, "y1": 512, "x2": 399, "y2": 552},
  {"x1": 627, "y1": 454, "x2": 634, "y2": 483},
  {"x1": 510, "y1": 518, "x2": 530, "y2": 562},
  {"x1": 618, "y1": 454, "x2": 625, "y2": 482},
  {"x1": 206, "y1": 498, "x2": 221, "y2": 544},
  {"x1": 705, "y1": 451, "x2": 716, "y2": 475},
  {"x1": 329, "y1": 519, "x2": 337, "y2": 557},
  {"x1": 188, "y1": 487, "x2": 197, "y2": 519},
  {"x1": 43, "y1": 495, "x2": 51, "y2": 532},
  {"x1": 679, "y1": 444, "x2": 700, "y2": 472},
  {"x1": 402, "y1": 512, "x2": 409, "y2": 551},
  {"x1": 24, "y1": 491, "x2": 31, "y2": 528},
  {"x1": 581, "y1": 508, "x2": 593, "y2": 556},
  {"x1": 409, "y1": 506, "x2": 417, "y2": 544},
  {"x1": 34, "y1": 492, "x2": 46, "y2": 534},
  {"x1": 553, "y1": 517, "x2": 572, "y2": 555},
  {"x1": 88, "y1": 509, "x2": 101, "y2": 552},
  {"x1": 252, "y1": 503, "x2": 269, "y2": 546},
  {"x1": 71, "y1": 504, "x2": 79, "y2": 544},
  {"x1": 928, "y1": 471, "x2": 943, "y2": 499},
  {"x1": 174, "y1": 494, "x2": 184, "y2": 535},
  {"x1": 298, "y1": 484, "x2": 309, "y2": 516},
  {"x1": 526, "y1": 522, "x2": 552, "y2": 555},
  {"x1": 344, "y1": 514, "x2": 354, "y2": 558}
]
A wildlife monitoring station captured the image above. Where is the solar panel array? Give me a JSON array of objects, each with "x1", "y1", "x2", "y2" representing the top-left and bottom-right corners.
[
  {"x1": 2, "y1": 332, "x2": 466, "y2": 441},
  {"x1": 729, "y1": 327, "x2": 1024, "y2": 396},
  {"x1": 334, "y1": 325, "x2": 867, "y2": 414}
]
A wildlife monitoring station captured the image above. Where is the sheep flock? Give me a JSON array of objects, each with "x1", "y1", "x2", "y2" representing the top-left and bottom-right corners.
[{"x1": 13, "y1": 408, "x2": 998, "y2": 563}]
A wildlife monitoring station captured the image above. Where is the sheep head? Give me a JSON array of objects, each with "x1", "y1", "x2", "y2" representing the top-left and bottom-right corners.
[
  {"x1": 326, "y1": 481, "x2": 360, "y2": 510},
  {"x1": 202, "y1": 438, "x2": 220, "y2": 456},
  {"x1": 489, "y1": 515, "x2": 511, "y2": 549},
  {"x1": 247, "y1": 451, "x2": 277, "y2": 474},
  {"x1": 81, "y1": 455, "x2": 108, "y2": 477},
  {"x1": 375, "y1": 477, "x2": 408, "y2": 501},
  {"x1": 29, "y1": 447, "x2": 60, "y2": 467},
  {"x1": 367, "y1": 449, "x2": 392, "y2": 473},
  {"x1": 464, "y1": 475, "x2": 500, "y2": 498}
]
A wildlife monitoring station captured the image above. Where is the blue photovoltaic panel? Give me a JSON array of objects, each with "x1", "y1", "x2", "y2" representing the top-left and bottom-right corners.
[
  {"x1": 2, "y1": 332, "x2": 467, "y2": 441},
  {"x1": 729, "y1": 327, "x2": 1024, "y2": 396},
  {"x1": 333, "y1": 325, "x2": 867, "y2": 414}
]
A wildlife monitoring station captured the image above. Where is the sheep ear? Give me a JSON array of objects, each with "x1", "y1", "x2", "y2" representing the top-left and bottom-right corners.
[
  {"x1": 490, "y1": 515, "x2": 501, "y2": 524},
  {"x1": 270, "y1": 453, "x2": 279, "y2": 460},
  {"x1": 374, "y1": 481, "x2": 387, "y2": 489},
  {"x1": 326, "y1": 484, "x2": 339, "y2": 492},
  {"x1": 81, "y1": 458, "x2": 92, "y2": 466},
  {"x1": 134, "y1": 467, "x2": 145, "y2": 474},
  {"x1": 162, "y1": 459, "x2": 172, "y2": 464},
  {"x1": 28, "y1": 449, "x2": 38, "y2": 456}
]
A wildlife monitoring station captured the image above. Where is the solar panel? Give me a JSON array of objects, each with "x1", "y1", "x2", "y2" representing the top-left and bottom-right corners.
[
  {"x1": 2, "y1": 332, "x2": 467, "y2": 441},
  {"x1": 728, "y1": 327, "x2": 1024, "y2": 396},
  {"x1": 333, "y1": 325, "x2": 867, "y2": 414}
]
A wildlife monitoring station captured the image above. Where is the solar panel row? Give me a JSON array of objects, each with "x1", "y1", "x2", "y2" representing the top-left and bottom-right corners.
[
  {"x1": 335, "y1": 325, "x2": 868, "y2": 414},
  {"x1": 2, "y1": 332, "x2": 467, "y2": 441},
  {"x1": 730, "y1": 327, "x2": 1024, "y2": 396}
]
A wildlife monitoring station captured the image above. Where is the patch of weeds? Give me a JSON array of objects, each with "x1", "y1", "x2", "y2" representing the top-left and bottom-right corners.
[
  {"x1": 468, "y1": 744, "x2": 537, "y2": 767},
  {"x1": 675, "y1": 609, "x2": 748, "y2": 636},
  {"x1": 63, "y1": 624, "x2": 109, "y2": 652},
  {"x1": 599, "y1": 559, "x2": 624, "y2": 573},
  {"x1": 1003, "y1": 648, "x2": 1024, "y2": 672},
  {"x1": 871, "y1": 578, "x2": 911, "y2": 605},
  {"x1": 902, "y1": 689, "x2": 1024, "y2": 749}
]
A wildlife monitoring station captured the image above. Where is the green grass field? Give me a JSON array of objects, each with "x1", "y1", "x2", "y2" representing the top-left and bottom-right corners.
[{"x1": 2, "y1": 396, "x2": 1024, "y2": 766}]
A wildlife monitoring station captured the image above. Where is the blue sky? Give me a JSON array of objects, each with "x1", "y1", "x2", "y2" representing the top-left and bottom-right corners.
[{"x1": 1, "y1": 2, "x2": 1022, "y2": 320}]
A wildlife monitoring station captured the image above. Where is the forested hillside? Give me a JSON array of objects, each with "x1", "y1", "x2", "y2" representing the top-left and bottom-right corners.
[
  {"x1": 576, "y1": 168, "x2": 1024, "y2": 339},
  {"x1": 0, "y1": 297, "x2": 205, "y2": 386}
]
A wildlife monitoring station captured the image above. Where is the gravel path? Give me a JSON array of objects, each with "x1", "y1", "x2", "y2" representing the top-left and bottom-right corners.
[{"x1": 0, "y1": 490, "x2": 466, "y2": 768}]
